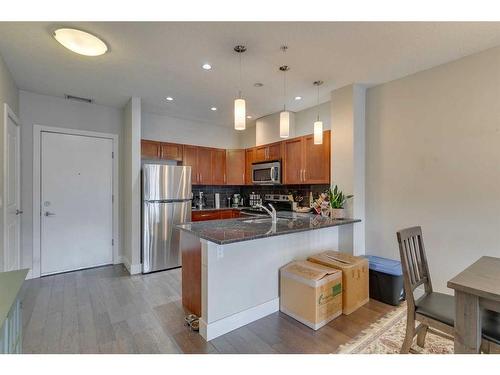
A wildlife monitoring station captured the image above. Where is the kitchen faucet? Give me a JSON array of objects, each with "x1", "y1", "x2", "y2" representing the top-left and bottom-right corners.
[{"x1": 257, "y1": 203, "x2": 277, "y2": 224}]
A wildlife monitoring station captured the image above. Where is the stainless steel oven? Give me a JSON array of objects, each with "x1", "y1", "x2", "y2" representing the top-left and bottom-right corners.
[{"x1": 251, "y1": 160, "x2": 281, "y2": 185}]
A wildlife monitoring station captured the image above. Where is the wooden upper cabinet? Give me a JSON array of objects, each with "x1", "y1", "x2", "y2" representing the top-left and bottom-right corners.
[
  {"x1": 303, "y1": 130, "x2": 330, "y2": 184},
  {"x1": 226, "y1": 149, "x2": 246, "y2": 185},
  {"x1": 197, "y1": 147, "x2": 213, "y2": 185},
  {"x1": 254, "y1": 146, "x2": 267, "y2": 163},
  {"x1": 283, "y1": 137, "x2": 303, "y2": 184},
  {"x1": 141, "y1": 140, "x2": 160, "y2": 160},
  {"x1": 183, "y1": 145, "x2": 199, "y2": 184},
  {"x1": 160, "y1": 143, "x2": 183, "y2": 161},
  {"x1": 254, "y1": 142, "x2": 282, "y2": 163},
  {"x1": 267, "y1": 142, "x2": 282, "y2": 161},
  {"x1": 245, "y1": 148, "x2": 255, "y2": 185},
  {"x1": 211, "y1": 149, "x2": 226, "y2": 185},
  {"x1": 283, "y1": 130, "x2": 331, "y2": 185}
]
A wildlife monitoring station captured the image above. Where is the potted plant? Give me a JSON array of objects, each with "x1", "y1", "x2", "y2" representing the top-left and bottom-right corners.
[{"x1": 328, "y1": 185, "x2": 353, "y2": 219}]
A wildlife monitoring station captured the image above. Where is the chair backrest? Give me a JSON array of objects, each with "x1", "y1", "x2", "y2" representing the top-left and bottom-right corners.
[{"x1": 396, "y1": 226, "x2": 433, "y2": 310}]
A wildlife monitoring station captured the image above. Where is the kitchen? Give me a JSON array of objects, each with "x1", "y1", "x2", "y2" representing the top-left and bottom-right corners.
[
  {"x1": 1, "y1": 19, "x2": 500, "y2": 362},
  {"x1": 140, "y1": 125, "x2": 359, "y2": 340}
]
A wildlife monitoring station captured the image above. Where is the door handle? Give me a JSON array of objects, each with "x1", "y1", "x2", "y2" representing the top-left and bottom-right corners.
[
  {"x1": 44, "y1": 211, "x2": 56, "y2": 217},
  {"x1": 15, "y1": 209, "x2": 23, "y2": 215}
]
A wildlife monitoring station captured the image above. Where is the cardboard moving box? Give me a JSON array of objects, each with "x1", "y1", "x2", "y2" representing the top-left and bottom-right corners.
[
  {"x1": 308, "y1": 251, "x2": 369, "y2": 315},
  {"x1": 280, "y1": 260, "x2": 342, "y2": 330}
]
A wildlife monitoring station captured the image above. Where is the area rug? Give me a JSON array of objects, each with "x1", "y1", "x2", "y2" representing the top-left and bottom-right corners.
[{"x1": 337, "y1": 305, "x2": 453, "y2": 354}]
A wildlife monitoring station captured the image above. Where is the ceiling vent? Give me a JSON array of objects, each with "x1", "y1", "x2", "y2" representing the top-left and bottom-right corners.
[{"x1": 65, "y1": 94, "x2": 93, "y2": 104}]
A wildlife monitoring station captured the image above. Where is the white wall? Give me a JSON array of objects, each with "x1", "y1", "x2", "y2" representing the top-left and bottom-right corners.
[
  {"x1": 240, "y1": 102, "x2": 330, "y2": 148},
  {"x1": 142, "y1": 112, "x2": 240, "y2": 149},
  {"x1": 255, "y1": 112, "x2": 296, "y2": 146},
  {"x1": 294, "y1": 101, "x2": 331, "y2": 137},
  {"x1": 122, "y1": 98, "x2": 141, "y2": 274},
  {"x1": 331, "y1": 85, "x2": 366, "y2": 255},
  {"x1": 0, "y1": 53, "x2": 19, "y2": 271},
  {"x1": 18, "y1": 90, "x2": 124, "y2": 273},
  {"x1": 365, "y1": 46, "x2": 500, "y2": 293}
]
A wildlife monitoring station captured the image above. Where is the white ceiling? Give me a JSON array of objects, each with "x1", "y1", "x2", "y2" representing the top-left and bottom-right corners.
[{"x1": 1, "y1": 22, "x2": 500, "y2": 127}]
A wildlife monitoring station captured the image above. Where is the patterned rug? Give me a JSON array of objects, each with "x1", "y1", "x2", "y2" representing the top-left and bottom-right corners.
[{"x1": 337, "y1": 305, "x2": 454, "y2": 354}]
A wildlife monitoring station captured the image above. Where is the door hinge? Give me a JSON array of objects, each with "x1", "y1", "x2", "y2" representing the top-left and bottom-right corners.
[
  {"x1": 112, "y1": 195, "x2": 114, "y2": 203},
  {"x1": 112, "y1": 151, "x2": 114, "y2": 159},
  {"x1": 112, "y1": 239, "x2": 114, "y2": 246}
]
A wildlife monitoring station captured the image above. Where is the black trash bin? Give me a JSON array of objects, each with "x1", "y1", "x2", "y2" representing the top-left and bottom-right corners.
[{"x1": 365, "y1": 255, "x2": 404, "y2": 306}]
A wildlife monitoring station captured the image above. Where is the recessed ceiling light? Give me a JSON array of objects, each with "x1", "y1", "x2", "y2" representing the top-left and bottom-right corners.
[
  {"x1": 254, "y1": 83, "x2": 264, "y2": 87},
  {"x1": 246, "y1": 115, "x2": 252, "y2": 119},
  {"x1": 294, "y1": 96, "x2": 302, "y2": 100},
  {"x1": 53, "y1": 28, "x2": 108, "y2": 56},
  {"x1": 165, "y1": 97, "x2": 174, "y2": 101},
  {"x1": 210, "y1": 107, "x2": 217, "y2": 111},
  {"x1": 202, "y1": 63, "x2": 212, "y2": 70}
]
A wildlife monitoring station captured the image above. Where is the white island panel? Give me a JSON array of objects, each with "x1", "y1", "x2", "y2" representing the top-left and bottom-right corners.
[{"x1": 199, "y1": 226, "x2": 339, "y2": 341}]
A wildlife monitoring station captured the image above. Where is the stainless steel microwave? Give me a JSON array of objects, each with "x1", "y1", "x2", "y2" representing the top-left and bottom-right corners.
[{"x1": 251, "y1": 160, "x2": 281, "y2": 185}]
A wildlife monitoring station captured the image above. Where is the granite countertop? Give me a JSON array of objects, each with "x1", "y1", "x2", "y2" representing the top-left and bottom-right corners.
[
  {"x1": 0, "y1": 269, "x2": 29, "y2": 328},
  {"x1": 177, "y1": 211, "x2": 360, "y2": 245}
]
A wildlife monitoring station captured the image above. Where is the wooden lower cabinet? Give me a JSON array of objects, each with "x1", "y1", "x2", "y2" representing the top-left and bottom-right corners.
[
  {"x1": 225, "y1": 149, "x2": 245, "y2": 185},
  {"x1": 191, "y1": 209, "x2": 240, "y2": 222},
  {"x1": 181, "y1": 231, "x2": 202, "y2": 316}
]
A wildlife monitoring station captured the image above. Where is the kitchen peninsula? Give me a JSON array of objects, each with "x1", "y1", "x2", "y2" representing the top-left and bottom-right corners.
[{"x1": 177, "y1": 212, "x2": 360, "y2": 341}]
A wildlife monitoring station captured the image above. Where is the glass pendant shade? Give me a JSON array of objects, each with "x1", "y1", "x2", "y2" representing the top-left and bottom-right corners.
[
  {"x1": 314, "y1": 120, "x2": 323, "y2": 144},
  {"x1": 234, "y1": 98, "x2": 246, "y2": 130},
  {"x1": 280, "y1": 111, "x2": 290, "y2": 138}
]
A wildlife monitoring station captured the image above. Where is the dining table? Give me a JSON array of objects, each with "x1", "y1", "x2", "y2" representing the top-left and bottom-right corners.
[{"x1": 447, "y1": 256, "x2": 500, "y2": 353}]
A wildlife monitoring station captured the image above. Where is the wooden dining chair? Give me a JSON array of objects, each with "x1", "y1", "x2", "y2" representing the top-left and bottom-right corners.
[{"x1": 396, "y1": 226, "x2": 500, "y2": 353}]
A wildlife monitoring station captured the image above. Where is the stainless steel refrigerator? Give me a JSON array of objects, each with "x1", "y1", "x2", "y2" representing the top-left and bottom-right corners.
[{"x1": 142, "y1": 164, "x2": 192, "y2": 273}]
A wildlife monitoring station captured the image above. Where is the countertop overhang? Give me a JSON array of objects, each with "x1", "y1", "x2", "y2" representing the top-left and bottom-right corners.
[{"x1": 177, "y1": 212, "x2": 361, "y2": 245}]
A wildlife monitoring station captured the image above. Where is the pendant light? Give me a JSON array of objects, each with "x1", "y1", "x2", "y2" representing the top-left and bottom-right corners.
[
  {"x1": 234, "y1": 45, "x2": 247, "y2": 130},
  {"x1": 313, "y1": 80, "x2": 324, "y2": 144},
  {"x1": 279, "y1": 46, "x2": 290, "y2": 138}
]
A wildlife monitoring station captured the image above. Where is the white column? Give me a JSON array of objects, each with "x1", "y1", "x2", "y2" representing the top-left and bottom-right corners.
[
  {"x1": 123, "y1": 97, "x2": 142, "y2": 274},
  {"x1": 331, "y1": 85, "x2": 366, "y2": 256}
]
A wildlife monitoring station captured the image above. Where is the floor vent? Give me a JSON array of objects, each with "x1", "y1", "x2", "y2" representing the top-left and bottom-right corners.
[{"x1": 65, "y1": 94, "x2": 94, "y2": 104}]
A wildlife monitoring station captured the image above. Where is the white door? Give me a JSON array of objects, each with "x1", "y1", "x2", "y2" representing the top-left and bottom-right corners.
[
  {"x1": 40, "y1": 132, "x2": 113, "y2": 275},
  {"x1": 4, "y1": 111, "x2": 21, "y2": 271}
]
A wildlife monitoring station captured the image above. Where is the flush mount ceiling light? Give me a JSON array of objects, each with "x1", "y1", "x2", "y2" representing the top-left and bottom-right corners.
[
  {"x1": 165, "y1": 96, "x2": 174, "y2": 101},
  {"x1": 279, "y1": 46, "x2": 290, "y2": 139},
  {"x1": 202, "y1": 63, "x2": 212, "y2": 70},
  {"x1": 233, "y1": 45, "x2": 247, "y2": 131},
  {"x1": 294, "y1": 96, "x2": 302, "y2": 101},
  {"x1": 53, "y1": 28, "x2": 108, "y2": 56},
  {"x1": 210, "y1": 107, "x2": 217, "y2": 111},
  {"x1": 246, "y1": 115, "x2": 252, "y2": 119},
  {"x1": 313, "y1": 80, "x2": 324, "y2": 145}
]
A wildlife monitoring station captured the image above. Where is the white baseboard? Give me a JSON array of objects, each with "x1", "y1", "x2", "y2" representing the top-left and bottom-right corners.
[
  {"x1": 199, "y1": 298, "x2": 279, "y2": 341},
  {"x1": 123, "y1": 258, "x2": 142, "y2": 275},
  {"x1": 25, "y1": 268, "x2": 34, "y2": 280}
]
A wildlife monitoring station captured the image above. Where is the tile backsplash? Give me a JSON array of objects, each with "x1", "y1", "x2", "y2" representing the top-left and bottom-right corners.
[{"x1": 192, "y1": 184, "x2": 329, "y2": 208}]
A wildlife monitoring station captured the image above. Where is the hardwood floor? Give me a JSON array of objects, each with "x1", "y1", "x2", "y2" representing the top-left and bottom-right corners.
[{"x1": 20, "y1": 264, "x2": 396, "y2": 354}]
